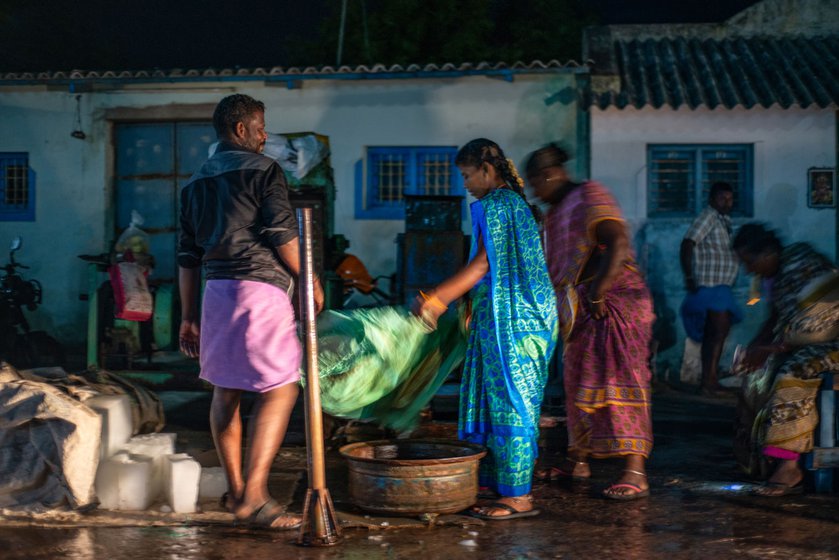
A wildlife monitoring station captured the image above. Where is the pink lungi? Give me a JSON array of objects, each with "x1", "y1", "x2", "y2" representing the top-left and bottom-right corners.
[{"x1": 199, "y1": 279, "x2": 302, "y2": 392}]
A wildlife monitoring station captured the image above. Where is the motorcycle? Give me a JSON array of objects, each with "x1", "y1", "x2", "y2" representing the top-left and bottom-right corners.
[{"x1": 0, "y1": 236, "x2": 64, "y2": 369}]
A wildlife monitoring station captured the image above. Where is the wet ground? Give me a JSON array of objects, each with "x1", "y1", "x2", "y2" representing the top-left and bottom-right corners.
[{"x1": 1, "y1": 387, "x2": 837, "y2": 559}]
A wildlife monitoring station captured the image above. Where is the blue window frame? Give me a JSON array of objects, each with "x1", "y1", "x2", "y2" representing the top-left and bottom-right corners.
[
  {"x1": 0, "y1": 153, "x2": 35, "y2": 221},
  {"x1": 355, "y1": 146, "x2": 464, "y2": 219},
  {"x1": 647, "y1": 144, "x2": 753, "y2": 218}
]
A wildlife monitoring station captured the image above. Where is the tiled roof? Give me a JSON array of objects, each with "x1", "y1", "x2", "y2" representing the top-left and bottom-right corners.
[
  {"x1": 590, "y1": 35, "x2": 839, "y2": 109},
  {"x1": 0, "y1": 60, "x2": 586, "y2": 86}
]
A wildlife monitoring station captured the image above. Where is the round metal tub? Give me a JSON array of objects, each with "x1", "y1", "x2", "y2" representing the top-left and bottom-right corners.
[{"x1": 339, "y1": 439, "x2": 487, "y2": 515}]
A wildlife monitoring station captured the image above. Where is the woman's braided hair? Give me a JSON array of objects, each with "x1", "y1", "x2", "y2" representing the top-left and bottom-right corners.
[{"x1": 455, "y1": 138, "x2": 526, "y2": 199}]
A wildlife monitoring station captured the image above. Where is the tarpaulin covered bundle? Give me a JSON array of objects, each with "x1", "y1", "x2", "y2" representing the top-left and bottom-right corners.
[
  {"x1": 0, "y1": 364, "x2": 101, "y2": 509},
  {"x1": 0, "y1": 364, "x2": 165, "y2": 509},
  {"x1": 315, "y1": 306, "x2": 466, "y2": 431}
]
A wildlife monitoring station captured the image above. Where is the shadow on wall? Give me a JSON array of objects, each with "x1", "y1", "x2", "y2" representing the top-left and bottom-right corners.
[
  {"x1": 635, "y1": 221, "x2": 680, "y2": 380},
  {"x1": 761, "y1": 182, "x2": 798, "y2": 235}
]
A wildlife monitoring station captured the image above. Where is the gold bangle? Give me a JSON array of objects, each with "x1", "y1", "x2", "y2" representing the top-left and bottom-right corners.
[
  {"x1": 589, "y1": 296, "x2": 605, "y2": 304},
  {"x1": 420, "y1": 291, "x2": 448, "y2": 311}
]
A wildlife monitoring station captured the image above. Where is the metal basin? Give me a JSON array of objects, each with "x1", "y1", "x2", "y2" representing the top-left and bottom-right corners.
[{"x1": 339, "y1": 438, "x2": 487, "y2": 515}]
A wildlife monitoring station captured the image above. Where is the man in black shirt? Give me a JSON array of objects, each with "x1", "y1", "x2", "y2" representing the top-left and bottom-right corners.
[{"x1": 178, "y1": 94, "x2": 323, "y2": 529}]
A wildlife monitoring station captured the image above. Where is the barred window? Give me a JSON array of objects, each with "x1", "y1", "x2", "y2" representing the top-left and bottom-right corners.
[
  {"x1": 0, "y1": 153, "x2": 35, "y2": 221},
  {"x1": 356, "y1": 147, "x2": 463, "y2": 219},
  {"x1": 648, "y1": 144, "x2": 753, "y2": 218}
]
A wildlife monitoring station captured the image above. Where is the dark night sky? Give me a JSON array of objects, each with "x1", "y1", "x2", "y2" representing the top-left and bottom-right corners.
[{"x1": 0, "y1": 0, "x2": 760, "y2": 73}]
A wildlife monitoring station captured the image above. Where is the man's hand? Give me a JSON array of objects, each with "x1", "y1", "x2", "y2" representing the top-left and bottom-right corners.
[{"x1": 179, "y1": 319, "x2": 200, "y2": 358}]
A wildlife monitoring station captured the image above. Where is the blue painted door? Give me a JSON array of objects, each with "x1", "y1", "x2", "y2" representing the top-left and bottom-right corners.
[{"x1": 114, "y1": 122, "x2": 214, "y2": 280}]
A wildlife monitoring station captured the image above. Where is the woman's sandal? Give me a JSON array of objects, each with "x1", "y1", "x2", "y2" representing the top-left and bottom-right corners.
[
  {"x1": 234, "y1": 498, "x2": 302, "y2": 531},
  {"x1": 603, "y1": 469, "x2": 650, "y2": 501},
  {"x1": 470, "y1": 496, "x2": 541, "y2": 521},
  {"x1": 751, "y1": 480, "x2": 805, "y2": 497},
  {"x1": 534, "y1": 460, "x2": 590, "y2": 482}
]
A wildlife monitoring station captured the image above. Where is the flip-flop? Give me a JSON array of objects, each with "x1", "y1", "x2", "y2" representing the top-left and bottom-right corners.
[
  {"x1": 470, "y1": 502, "x2": 541, "y2": 521},
  {"x1": 235, "y1": 498, "x2": 302, "y2": 531},
  {"x1": 534, "y1": 464, "x2": 590, "y2": 482},
  {"x1": 751, "y1": 481, "x2": 805, "y2": 497},
  {"x1": 602, "y1": 482, "x2": 650, "y2": 501}
]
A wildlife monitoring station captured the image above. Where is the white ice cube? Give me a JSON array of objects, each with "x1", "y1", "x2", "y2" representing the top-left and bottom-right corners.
[
  {"x1": 121, "y1": 433, "x2": 176, "y2": 456},
  {"x1": 87, "y1": 394, "x2": 133, "y2": 459},
  {"x1": 120, "y1": 433, "x2": 177, "y2": 500},
  {"x1": 199, "y1": 467, "x2": 228, "y2": 500},
  {"x1": 94, "y1": 451, "x2": 154, "y2": 511},
  {"x1": 164, "y1": 454, "x2": 201, "y2": 513}
]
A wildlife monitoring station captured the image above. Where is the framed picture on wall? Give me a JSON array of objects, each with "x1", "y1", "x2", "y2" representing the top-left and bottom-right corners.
[{"x1": 807, "y1": 167, "x2": 836, "y2": 208}]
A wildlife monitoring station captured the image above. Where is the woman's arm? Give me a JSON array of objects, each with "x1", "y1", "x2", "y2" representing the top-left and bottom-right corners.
[
  {"x1": 413, "y1": 238, "x2": 489, "y2": 325},
  {"x1": 587, "y1": 220, "x2": 629, "y2": 319},
  {"x1": 741, "y1": 309, "x2": 782, "y2": 370}
]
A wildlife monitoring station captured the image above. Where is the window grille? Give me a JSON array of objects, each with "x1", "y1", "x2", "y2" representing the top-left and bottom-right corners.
[
  {"x1": 0, "y1": 153, "x2": 35, "y2": 221},
  {"x1": 357, "y1": 146, "x2": 463, "y2": 219},
  {"x1": 648, "y1": 144, "x2": 753, "y2": 218}
]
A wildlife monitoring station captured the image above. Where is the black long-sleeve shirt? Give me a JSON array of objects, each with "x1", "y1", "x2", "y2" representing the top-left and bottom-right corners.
[{"x1": 178, "y1": 141, "x2": 298, "y2": 293}]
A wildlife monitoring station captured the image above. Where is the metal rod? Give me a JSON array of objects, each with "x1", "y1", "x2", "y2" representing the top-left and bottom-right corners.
[{"x1": 296, "y1": 207, "x2": 341, "y2": 547}]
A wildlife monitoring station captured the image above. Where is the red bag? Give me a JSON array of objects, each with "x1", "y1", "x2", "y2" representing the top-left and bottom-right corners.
[{"x1": 109, "y1": 261, "x2": 153, "y2": 321}]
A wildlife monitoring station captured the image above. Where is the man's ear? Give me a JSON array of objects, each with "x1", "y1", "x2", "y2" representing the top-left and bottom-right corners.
[{"x1": 234, "y1": 121, "x2": 246, "y2": 138}]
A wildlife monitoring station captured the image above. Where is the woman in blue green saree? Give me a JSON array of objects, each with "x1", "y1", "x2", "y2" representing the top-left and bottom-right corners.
[{"x1": 414, "y1": 138, "x2": 557, "y2": 520}]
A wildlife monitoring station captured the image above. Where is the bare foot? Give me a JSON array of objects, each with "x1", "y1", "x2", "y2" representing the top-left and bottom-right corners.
[
  {"x1": 220, "y1": 491, "x2": 242, "y2": 514},
  {"x1": 753, "y1": 460, "x2": 803, "y2": 496},
  {"x1": 535, "y1": 457, "x2": 590, "y2": 481}
]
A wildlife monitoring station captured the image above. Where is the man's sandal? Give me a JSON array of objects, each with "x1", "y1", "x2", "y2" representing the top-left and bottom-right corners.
[
  {"x1": 603, "y1": 469, "x2": 650, "y2": 501},
  {"x1": 234, "y1": 498, "x2": 302, "y2": 531}
]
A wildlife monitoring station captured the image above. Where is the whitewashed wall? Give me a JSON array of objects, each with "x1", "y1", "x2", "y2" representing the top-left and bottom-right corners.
[
  {"x1": 590, "y1": 105, "x2": 837, "y2": 377},
  {"x1": 0, "y1": 73, "x2": 580, "y2": 348}
]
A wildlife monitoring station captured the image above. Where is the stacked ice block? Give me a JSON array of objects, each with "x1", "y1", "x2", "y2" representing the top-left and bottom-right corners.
[
  {"x1": 120, "y1": 432, "x2": 177, "y2": 499},
  {"x1": 94, "y1": 451, "x2": 155, "y2": 510},
  {"x1": 86, "y1": 394, "x2": 133, "y2": 459},
  {"x1": 87, "y1": 394, "x2": 208, "y2": 513},
  {"x1": 163, "y1": 454, "x2": 201, "y2": 513}
]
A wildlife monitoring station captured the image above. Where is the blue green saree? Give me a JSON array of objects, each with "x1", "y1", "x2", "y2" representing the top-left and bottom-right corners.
[{"x1": 459, "y1": 188, "x2": 558, "y2": 496}]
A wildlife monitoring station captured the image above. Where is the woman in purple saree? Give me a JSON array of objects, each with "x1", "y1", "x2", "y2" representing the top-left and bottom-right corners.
[{"x1": 526, "y1": 144, "x2": 655, "y2": 500}]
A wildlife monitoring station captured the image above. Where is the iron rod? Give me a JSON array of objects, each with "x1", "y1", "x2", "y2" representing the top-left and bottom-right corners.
[{"x1": 296, "y1": 207, "x2": 341, "y2": 546}]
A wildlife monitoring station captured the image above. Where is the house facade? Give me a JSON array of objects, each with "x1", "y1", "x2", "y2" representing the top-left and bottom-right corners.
[
  {"x1": 585, "y1": 0, "x2": 839, "y2": 375},
  {"x1": 0, "y1": 63, "x2": 588, "y2": 351}
]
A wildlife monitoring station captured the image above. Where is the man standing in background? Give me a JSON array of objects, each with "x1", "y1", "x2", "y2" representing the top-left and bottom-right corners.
[{"x1": 680, "y1": 182, "x2": 743, "y2": 395}]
